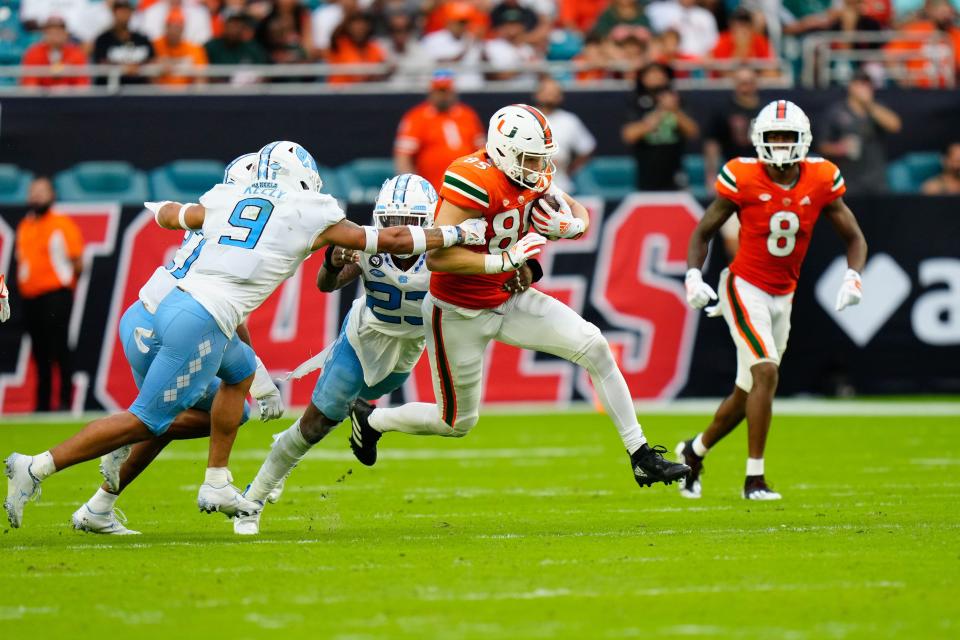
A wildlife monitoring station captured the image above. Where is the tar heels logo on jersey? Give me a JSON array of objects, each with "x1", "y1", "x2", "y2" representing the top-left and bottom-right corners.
[{"x1": 399, "y1": 276, "x2": 409, "y2": 284}]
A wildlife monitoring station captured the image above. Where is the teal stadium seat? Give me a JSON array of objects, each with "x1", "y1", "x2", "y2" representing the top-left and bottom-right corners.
[
  {"x1": 337, "y1": 158, "x2": 396, "y2": 204},
  {"x1": 55, "y1": 161, "x2": 149, "y2": 204},
  {"x1": 0, "y1": 164, "x2": 33, "y2": 204},
  {"x1": 547, "y1": 30, "x2": 584, "y2": 61},
  {"x1": 316, "y1": 165, "x2": 345, "y2": 202},
  {"x1": 574, "y1": 156, "x2": 636, "y2": 200},
  {"x1": 887, "y1": 152, "x2": 942, "y2": 193},
  {"x1": 682, "y1": 154, "x2": 708, "y2": 201},
  {"x1": 150, "y1": 160, "x2": 226, "y2": 202}
]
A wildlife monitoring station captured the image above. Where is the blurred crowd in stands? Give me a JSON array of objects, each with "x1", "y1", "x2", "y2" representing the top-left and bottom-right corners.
[{"x1": 5, "y1": 0, "x2": 959, "y2": 87}]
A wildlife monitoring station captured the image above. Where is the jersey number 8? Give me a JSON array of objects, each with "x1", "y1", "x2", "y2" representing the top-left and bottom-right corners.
[
  {"x1": 487, "y1": 204, "x2": 533, "y2": 253},
  {"x1": 767, "y1": 211, "x2": 800, "y2": 257}
]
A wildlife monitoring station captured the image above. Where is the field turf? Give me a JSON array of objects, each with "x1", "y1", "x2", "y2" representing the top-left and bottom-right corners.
[{"x1": 1, "y1": 411, "x2": 957, "y2": 639}]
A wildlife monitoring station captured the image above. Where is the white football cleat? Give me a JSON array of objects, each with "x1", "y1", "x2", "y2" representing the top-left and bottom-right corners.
[
  {"x1": 197, "y1": 482, "x2": 262, "y2": 518},
  {"x1": 4, "y1": 453, "x2": 42, "y2": 528},
  {"x1": 99, "y1": 445, "x2": 132, "y2": 493},
  {"x1": 72, "y1": 504, "x2": 140, "y2": 535},
  {"x1": 674, "y1": 441, "x2": 702, "y2": 499},
  {"x1": 233, "y1": 510, "x2": 262, "y2": 535}
]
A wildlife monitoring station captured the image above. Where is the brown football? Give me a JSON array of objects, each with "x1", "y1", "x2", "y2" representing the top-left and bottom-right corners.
[{"x1": 532, "y1": 194, "x2": 561, "y2": 219}]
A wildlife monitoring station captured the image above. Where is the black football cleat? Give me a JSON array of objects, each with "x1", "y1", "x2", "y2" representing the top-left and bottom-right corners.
[
  {"x1": 743, "y1": 475, "x2": 782, "y2": 500},
  {"x1": 349, "y1": 399, "x2": 382, "y2": 467},
  {"x1": 674, "y1": 439, "x2": 704, "y2": 499},
  {"x1": 630, "y1": 444, "x2": 690, "y2": 488}
]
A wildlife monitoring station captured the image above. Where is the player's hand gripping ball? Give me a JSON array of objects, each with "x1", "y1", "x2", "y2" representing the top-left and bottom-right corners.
[{"x1": 531, "y1": 193, "x2": 584, "y2": 240}]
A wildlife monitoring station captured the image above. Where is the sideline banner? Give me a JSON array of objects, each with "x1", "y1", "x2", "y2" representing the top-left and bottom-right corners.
[{"x1": 0, "y1": 194, "x2": 957, "y2": 414}]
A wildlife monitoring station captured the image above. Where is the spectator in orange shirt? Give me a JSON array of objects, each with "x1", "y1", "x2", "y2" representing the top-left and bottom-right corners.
[
  {"x1": 21, "y1": 16, "x2": 90, "y2": 88},
  {"x1": 559, "y1": 0, "x2": 609, "y2": 33},
  {"x1": 327, "y1": 12, "x2": 387, "y2": 84},
  {"x1": 394, "y1": 70, "x2": 486, "y2": 190},
  {"x1": 15, "y1": 177, "x2": 84, "y2": 412},
  {"x1": 711, "y1": 8, "x2": 773, "y2": 68},
  {"x1": 153, "y1": 10, "x2": 208, "y2": 85},
  {"x1": 886, "y1": 0, "x2": 960, "y2": 87}
]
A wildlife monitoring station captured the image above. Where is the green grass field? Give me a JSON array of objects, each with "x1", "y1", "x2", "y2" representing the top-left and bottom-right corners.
[{"x1": 1, "y1": 411, "x2": 957, "y2": 639}]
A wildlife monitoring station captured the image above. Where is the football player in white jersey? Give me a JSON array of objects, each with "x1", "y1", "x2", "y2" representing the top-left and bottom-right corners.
[
  {"x1": 4, "y1": 142, "x2": 488, "y2": 530},
  {"x1": 70, "y1": 154, "x2": 287, "y2": 535},
  {"x1": 234, "y1": 174, "x2": 452, "y2": 534}
]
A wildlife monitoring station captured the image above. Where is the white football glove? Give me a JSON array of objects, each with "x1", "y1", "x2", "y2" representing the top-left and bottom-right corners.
[
  {"x1": 685, "y1": 268, "x2": 718, "y2": 310},
  {"x1": 455, "y1": 218, "x2": 488, "y2": 246},
  {"x1": 835, "y1": 268, "x2": 862, "y2": 311},
  {"x1": 531, "y1": 195, "x2": 585, "y2": 239},
  {"x1": 485, "y1": 233, "x2": 547, "y2": 273},
  {"x1": 250, "y1": 357, "x2": 284, "y2": 422},
  {"x1": 0, "y1": 274, "x2": 10, "y2": 323}
]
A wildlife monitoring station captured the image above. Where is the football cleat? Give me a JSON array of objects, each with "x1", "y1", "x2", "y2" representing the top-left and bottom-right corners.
[
  {"x1": 4, "y1": 453, "x2": 42, "y2": 528},
  {"x1": 743, "y1": 475, "x2": 782, "y2": 500},
  {"x1": 630, "y1": 444, "x2": 690, "y2": 488},
  {"x1": 197, "y1": 482, "x2": 262, "y2": 518},
  {"x1": 233, "y1": 510, "x2": 262, "y2": 536},
  {"x1": 675, "y1": 440, "x2": 704, "y2": 499},
  {"x1": 99, "y1": 445, "x2": 132, "y2": 493},
  {"x1": 349, "y1": 399, "x2": 382, "y2": 467},
  {"x1": 72, "y1": 504, "x2": 140, "y2": 535}
]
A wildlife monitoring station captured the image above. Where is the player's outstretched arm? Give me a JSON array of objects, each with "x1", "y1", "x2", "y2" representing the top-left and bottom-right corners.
[
  {"x1": 824, "y1": 197, "x2": 868, "y2": 311},
  {"x1": 316, "y1": 246, "x2": 362, "y2": 292},
  {"x1": 312, "y1": 217, "x2": 486, "y2": 256},
  {"x1": 145, "y1": 201, "x2": 205, "y2": 231}
]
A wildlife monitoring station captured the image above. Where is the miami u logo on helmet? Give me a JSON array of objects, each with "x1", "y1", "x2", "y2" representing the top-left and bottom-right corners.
[{"x1": 497, "y1": 119, "x2": 519, "y2": 138}]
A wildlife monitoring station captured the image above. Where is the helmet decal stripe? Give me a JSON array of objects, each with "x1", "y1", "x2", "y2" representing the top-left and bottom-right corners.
[
  {"x1": 518, "y1": 104, "x2": 553, "y2": 145},
  {"x1": 257, "y1": 141, "x2": 281, "y2": 180},
  {"x1": 395, "y1": 173, "x2": 412, "y2": 203},
  {"x1": 777, "y1": 100, "x2": 787, "y2": 119}
]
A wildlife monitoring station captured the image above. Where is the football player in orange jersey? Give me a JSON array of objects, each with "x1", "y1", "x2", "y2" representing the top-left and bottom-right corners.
[
  {"x1": 349, "y1": 104, "x2": 691, "y2": 489},
  {"x1": 677, "y1": 100, "x2": 868, "y2": 500}
]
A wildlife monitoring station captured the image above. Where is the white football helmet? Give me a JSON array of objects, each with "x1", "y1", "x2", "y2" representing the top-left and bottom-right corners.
[
  {"x1": 486, "y1": 104, "x2": 557, "y2": 192},
  {"x1": 373, "y1": 173, "x2": 438, "y2": 229},
  {"x1": 751, "y1": 100, "x2": 812, "y2": 168},
  {"x1": 254, "y1": 140, "x2": 323, "y2": 192},
  {"x1": 223, "y1": 153, "x2": 257, "y2": 186}
]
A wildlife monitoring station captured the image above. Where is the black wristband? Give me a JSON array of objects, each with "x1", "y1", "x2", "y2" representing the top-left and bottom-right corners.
[
  {"x1": 527, "y1": 258, "x2": 544, "y2": 284},
  {"x1": 323, "y1": 245, "x2": 343, "y2": 274}
]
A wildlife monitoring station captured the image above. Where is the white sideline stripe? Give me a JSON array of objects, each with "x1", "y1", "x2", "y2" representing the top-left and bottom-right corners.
[
  {"x1": 156, "y1": 445, "x2": 601, "y2": 462},
  {"x1": 3, "y1": 398, "x2": 957, "y2": 424}
]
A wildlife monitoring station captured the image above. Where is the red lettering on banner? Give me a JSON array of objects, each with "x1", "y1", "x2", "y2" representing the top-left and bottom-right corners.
[
  {"x1": 1, "y1": 205, "x2": 119, "y2": 414},
  {"x1": 589, "y1": 194, "x2": 703, "y2": 400}
]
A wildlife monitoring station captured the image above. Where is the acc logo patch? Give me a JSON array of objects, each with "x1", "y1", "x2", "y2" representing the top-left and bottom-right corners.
[{"x1": 370, "y1": 255, "x2": 383, "y2": 268}]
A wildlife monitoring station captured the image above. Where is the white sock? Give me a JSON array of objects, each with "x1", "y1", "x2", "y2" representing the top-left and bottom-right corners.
[
  {"x1": 31, "y1": 451, "x2": 56, "y2": 480},
  {"x1": 368, "y1": 403, "x2": 454, "y2": 435},
  {"x1": 246, "y1": 419, "x2": 312, "y2": 502},
  {"x1": 205, "y1": 466, "x2": 231, "y2": 486},
  {"x1": 746, "y1": 457, "x2": 764, "y2": 476},
  {"x1": 692, "y1": 433, "x2": 709, "y2": 457},
  {"x1": 584, "y1": 356, "x2": 646, "y2": 454},
  {"x1": 87, "y1": 488, "x2": 118, "y2": 513}
]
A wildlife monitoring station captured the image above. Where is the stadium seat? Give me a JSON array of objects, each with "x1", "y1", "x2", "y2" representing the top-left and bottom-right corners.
[
  {"x1": 316, "y1": 165, "x2": 345, "y2": 202},
  {"x1": 337, "y1": 158, "x2": 396, "y2": 204},
  {"x1": 149, "y1": 160, "x2": 226, "y2": 202},
  {"x1": 574, "y1": 156, "x2": 636, "y2": 201},
  {"x1": 682, "y1": 154, "x2": 708, "y2": 201},
  {"x1": 887, "y1": 152, "x2": 942, "y2": 193},
  {"x1": 55, "y1": 161, "x2": 149, "y2": 204},
  {"x1": 0, "y1": 163, "x2": 33, "y2": 204},
  {"x1": 547, "y1": 30, "x2": 584, "y2": 61}
]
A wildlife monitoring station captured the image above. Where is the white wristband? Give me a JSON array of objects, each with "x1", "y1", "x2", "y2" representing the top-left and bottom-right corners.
[
  {"x1": 362, "y1": 226, "x2": 379, "y2": 254},
  {"x1": 178, "y1": 203, "x2": 197, "y2": 230},
  {"x1": 439, "y1": 225, "x2": 460, "y2": 248},
  {"x1": 250, "y1": 356, "x2": 275, "y2": 399},
  {"x1": 407, "y1": 225, "x2": 427, "y2": 254},
  {"x1": 484, "y1": 253, "x2": 507, "y2": 274}
]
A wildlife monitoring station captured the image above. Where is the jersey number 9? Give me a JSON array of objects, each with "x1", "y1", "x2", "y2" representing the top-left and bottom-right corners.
[{"x1": 218, "y1": 197, "x2": 275, "y2": 249}]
